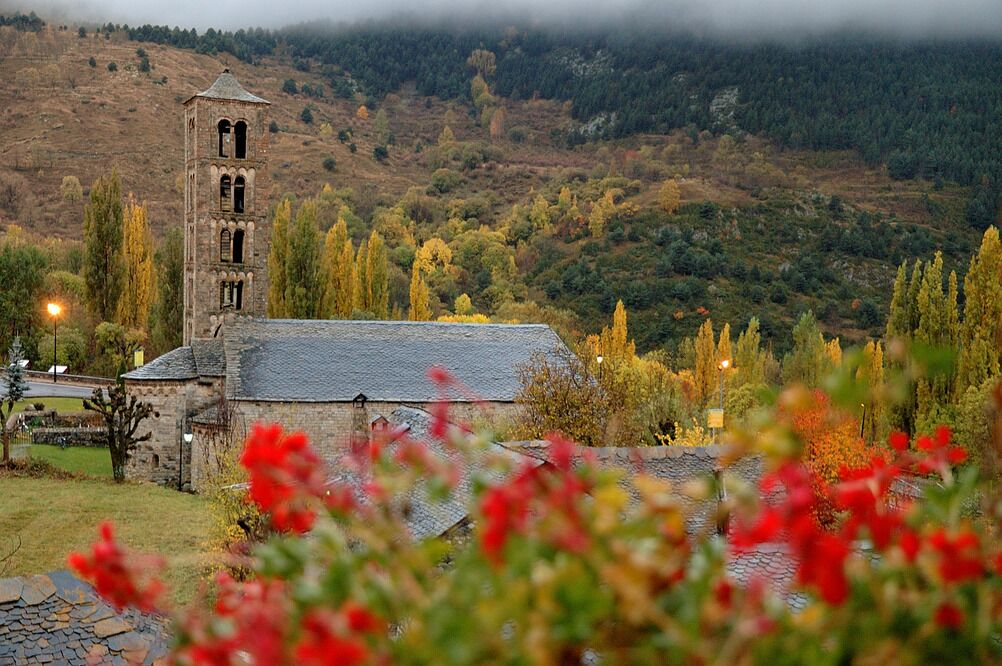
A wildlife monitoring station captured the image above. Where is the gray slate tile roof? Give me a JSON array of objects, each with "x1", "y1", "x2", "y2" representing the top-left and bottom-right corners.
[
  {"x1": 191, "y1": 339, "x2": 225, "y2": 377},
  {"x1": 326, "y1": 407, "x2": 541, "y2": 540},
  {"x1": 224, "y1": 319, "x2": 567, "y2": 403},
  {"x1": 122, "y1": 346, "x2": 197, "y2": 381},
  {"x1": 185, "y1": 70, "x2": 269, "y2": 105},
  {"x1": 0, "y1": 570, "x2": 170, "y2": 665}
]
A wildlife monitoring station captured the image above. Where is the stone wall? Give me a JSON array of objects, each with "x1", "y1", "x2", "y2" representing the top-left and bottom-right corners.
[
  {"x1": 124, "y1": 376, "x2": 224, "y2": 490},
  {"x1": 31, "y1": 427, "x2": 105, "y2": 447}
]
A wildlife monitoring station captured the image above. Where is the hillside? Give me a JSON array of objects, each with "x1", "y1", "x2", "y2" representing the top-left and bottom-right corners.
[{"x1": 0, "y1": 19, "x2": 986, "y2": 356}]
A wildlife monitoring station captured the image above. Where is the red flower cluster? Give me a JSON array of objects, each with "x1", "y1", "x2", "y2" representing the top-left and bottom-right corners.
[
  {"x1": 295, "y1": 602, "x2": 385, "y2": 666},
  {"x1": 175, "y1": 573, "x2": 290, "y2": 666},
  {"x1": 240, "y1": 423, "x2": 339, "y2": 533},
  {"x1": 67, "y1": 522, "x2": 165, "y2": 612},
  {"x1": 928, "y1": 528, "x2": 984, "y2": 584},
  {"x1": 914, "y1": 426, "x2": 967, "y2": 474},
  {"x1": 480, "y1": 434, "x2": 590, "y2": 564}
]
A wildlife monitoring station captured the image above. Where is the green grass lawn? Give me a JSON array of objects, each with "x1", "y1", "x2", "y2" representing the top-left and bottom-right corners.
[
  {"x1": 28, "y1": 444, "x2": 113, "y2": 478},
  {"x1": 0, "y1": 476, "x2": 214, "y2": 605},
  {"x1": 12, "y1": 397, "x2": 86, "y2": 414}
]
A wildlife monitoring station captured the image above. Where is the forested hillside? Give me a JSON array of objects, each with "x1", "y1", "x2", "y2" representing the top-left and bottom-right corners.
[{"x1": 0, "y1": 11, "x2": 993, "y2": 369}]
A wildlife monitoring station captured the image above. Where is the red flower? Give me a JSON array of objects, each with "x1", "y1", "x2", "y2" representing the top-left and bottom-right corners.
[
  {"x1": 889, "y1": 431, "x2": 909, "y2": 452},
  {"x1": 928, "y1": 528, "x2": 983, "y2": 583},
  {"x1": 934, "y1": 601, "x2": 964, "y2": 630},
  {"x1": 240, "y1": 423, "x2": 331, "y2": 533},
  {"x1": 294, "y1": 604, "x2": 382, "y2": 666},
  {"x1": 913, "y1": 426, "x2": 967, "y2": 476},
  {"x1": 67, "y1": 522, "x2": 165, "y2": 613},
  {"x1": 899, "y1": 529, "x2": 920, "y2": 562}
]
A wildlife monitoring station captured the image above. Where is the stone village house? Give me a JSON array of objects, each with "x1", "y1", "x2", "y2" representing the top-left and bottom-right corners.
[{"x1": 121, "y1": 71, "x2": 569, "y2": 490}]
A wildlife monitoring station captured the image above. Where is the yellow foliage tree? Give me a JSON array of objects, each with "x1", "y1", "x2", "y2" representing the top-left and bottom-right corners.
[
  {"x1": 356, "y1": 105, "x2": 369, "y2": 121},
  {"x1": 857, "y1": 340, "x2": 885, "y2": 444},
  {"x1": 319, "y1": 218, "x2": 354, "y2": 319},
  {"x1": 658, "y1": 179, "x2": 681, "y2": 215},
  {"x1": 415, "y1": 237, "x2": 452, "y2": 274},
  {"x1": 694, "y1": 319, "x2": 717, "y2": 406},
  {"x1": 438, "y1": 125, "x2": 455, "y2": 145},
  {"x1": 117, "y1": 196, "x2": 155, "y2": 333},
  {"x1": 408, "y1": 260, "x2": 430, "y2": 321},
  {"x1": 266, "y1": 199, "x2": 292, "y2": 318},
  {"x1": 454, "y1": 293, "x2": 474, "y2": 316},
  {"x1": 489, "y1": 106, "x2": 506, "y2": 141}
]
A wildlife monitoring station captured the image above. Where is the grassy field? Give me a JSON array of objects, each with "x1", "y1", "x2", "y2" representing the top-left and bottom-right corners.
[
  {"x1": 28, "y1": 444, "x2": 112, "y2": 478},
  {"x1": 0, "y1": 476, "x2": 214, "y2": 605},
  {"x1": 13, "y1": 397, "x2": 86, "y2": 414}
]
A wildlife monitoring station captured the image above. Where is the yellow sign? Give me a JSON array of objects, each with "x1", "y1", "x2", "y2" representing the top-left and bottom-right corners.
[
  {"x1": 707, "y1": 408, "x2": 724, "y2": 429},
  {"x1": 134, "y1": 349, "x2": 144, "y2": 367}
]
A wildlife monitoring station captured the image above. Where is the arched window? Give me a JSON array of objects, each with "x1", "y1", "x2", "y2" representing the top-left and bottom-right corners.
[
  {"x1": 232, "y1": 229, "x2": 245, "y2": 264},
  {"x1": 220, "y1": 229, "x2": 232, "y2": 262},
  {"x1": 219, "y1": 175, "x2": 231, "y2": 211},
  {"x1": 234, "y1": 121, "x2": 247, "y2": 159},
  {"x1": 217, "y1": 119, "x2": 231, "y2": 157},
  {"x1": 234, "y1": 176, "x2": 245, "y2": 213},
  {"x1": 220, "y1": 281, "x2": 244, "y2": 310},
  {"x1": 152, "y1": 453, "x2": 160, "y2": 468}
]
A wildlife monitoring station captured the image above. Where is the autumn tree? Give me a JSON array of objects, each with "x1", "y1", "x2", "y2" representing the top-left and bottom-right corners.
[
  {"x1": 454, "y1": 293, "x2": 474, "y2": 316},
  {"x1": 858, "y1": 340, "x2": 886, "y2": 444},
  {"x1": 151, "y1": 228, "x2": 183, "y2": 353},
  {"x1": 354, "y1": 238, "x2": 368, "y2": 313},
  {"x1": 374, "y1": 108, "x2": 390, "y2": 144},
  {"x1": 84, "y1": 378, "x2": 155, "y2": 482},
  {"x1": 285, "y1": 198, "x2": 321, "y2": 319},
  {"x1": 266, "y1": 198, "x2": 292, "y2": 318},
  {"x1": 659, "y1": 179, "x2": 681, "y2": 215},
  {"x1": 734, "y1": 317, "x2": 767, "y2": 387},
  {"x1": 320, "y1": 218, "x2": 354, "y2": 319},
  {"x1": 356, "y1": 105, "x2": 369, "y2": 121},
  {"x1": 83, "y1": 171, "x2": 124, "y2": 322},
  {"x1": 588, "y1": 191, "x2": 616, "y2": 238},
  {"x1": 914, "y1": 252, "x2": 959, "y2": 430},
  {"x1": 95, "y1": 321, "x2": 144, "y2": 377},
  {"x1": 956, "y1": 226, "x2": 1002, "y2": 394},
  {"x1": 365, "y1": 230, "x2": 389, "y2": 319},
  {"x1": 60, "y1": 175, "x2": 82, "y2": 203},
  {"x1": 438, "y1": 126, "x2": 455, "y2": 145},
  {"x1": 694, "y1": 319, "x2": 717, "y2": 405},
  {"x1": 466, "y1": 48, "x2": 497, "y2": 78},
  {"x1": 783, "y1": 311, "x2": 830, "y2": 388},
  {"x1": 408, "y1": 260, "x2": 430, "y2": 321},
  {"x1": 117, "y1": 196, "x2": 155, "y2": 333},
  {"x1": 0, "y1": 338, "x2": 27, "y2": 464}
]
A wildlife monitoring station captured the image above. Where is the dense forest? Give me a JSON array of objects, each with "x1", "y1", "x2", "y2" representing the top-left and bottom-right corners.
[{"x1": 118, "y1": 20, "x2": 1002, "y2": 216}]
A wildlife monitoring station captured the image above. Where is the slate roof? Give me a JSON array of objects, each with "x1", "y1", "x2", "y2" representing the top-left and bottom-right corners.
[
  {"x1": 325, "y1": 407, "x2": 541, "y2": 539},
  {"x1": 190, "y1": 339, "x2": 225, "y2": 377},
  {"x1": 122, "y1": 346, "x2": 197, "y2": 381},
  {"x1": 224, "y1": 319, "x2": 567, "y2": 403},
  {"x1": 185, "y1": 70, "x2": 269, "y2": 105},
  {"x1": 0, "y1": 570, "x2": 170, "y2": 665}
]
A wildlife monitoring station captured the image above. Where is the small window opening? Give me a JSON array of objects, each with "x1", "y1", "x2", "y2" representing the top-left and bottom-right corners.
[
  {"x1": 234, "y1": 176, "x2": 245, "y2": 213},
  {"x1": 219, "y1": 175, "x2": 231, "y2": 211},
  {"x1": 217, "y1": 119, "x2": 231, "y2": 157},
  {"x1": 152, "y1": 453, "x2": 160, "y2": 468},
  {"x1": 232, "y1": 229, "x2": 245, "y2": 263},
  {"x1": 220, "y1": 229, "x2": 232, "y2": 262},
  {"x1": 220, "y1": 281, "x2": 244, "y2": 310},
  {"x1": 234, "y1": 121, "x2": 247, "y2": 159}
]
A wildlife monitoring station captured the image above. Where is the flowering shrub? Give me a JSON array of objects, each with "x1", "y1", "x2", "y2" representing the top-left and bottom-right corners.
[{"x1": 68, "y1": 376, "x2": 1002, "y2": 664}]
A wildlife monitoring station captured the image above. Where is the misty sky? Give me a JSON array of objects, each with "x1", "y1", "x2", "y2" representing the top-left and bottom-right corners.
[{"x1": 4, "y1": 0, "x2": 1002, "y2": 37}]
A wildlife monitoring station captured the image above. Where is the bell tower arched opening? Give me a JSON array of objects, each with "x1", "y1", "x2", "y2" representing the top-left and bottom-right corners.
[
  {"x1": 217, "y1": 119, "x2": 231, "y2": 157},
  {"x1": 234, "y1": 121, "x2": 247, "y2": 159}
]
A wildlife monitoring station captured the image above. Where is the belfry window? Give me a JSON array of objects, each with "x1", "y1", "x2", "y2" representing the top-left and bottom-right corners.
[
  {"x1": 233, "y1": 229, "x2": 245, "y2": 263},
  {"x1": 219, "y1": 175, "x2": 231, "y2": 211},
  {"x1": 220, "y1": 281, "x2": 244, "y2": 311},
  {"x1": 220, "y1": 229, "x2": 231, "y2": 262},
  {"x1": 217, "y1": 119, "x2": 231, "y2": 157},
  {"x1": 234, "y1": 176, "x2": 245, "y2": 213},
  {"x1": 234, "y1": 121, "x2": 247, "y2": 159}
]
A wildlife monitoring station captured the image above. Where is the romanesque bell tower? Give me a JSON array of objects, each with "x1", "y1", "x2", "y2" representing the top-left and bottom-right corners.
[{"x1": 182, "y1": 69, "x2": 270, "y2": 344}]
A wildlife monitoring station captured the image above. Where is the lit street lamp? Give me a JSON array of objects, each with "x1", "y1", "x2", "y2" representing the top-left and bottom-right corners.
[
  {"x1": 712, "y1": 359, "x2": 731, "y2": 445},
  {"x1": 596, "y1": 354, "x2": 604, "y2": 380},
  {"x1": 46, "y1": 302, "x2": 61, "y2": 383},
  {"x1": 180, "y1": 429, "x2": 193, "y2": 491}
]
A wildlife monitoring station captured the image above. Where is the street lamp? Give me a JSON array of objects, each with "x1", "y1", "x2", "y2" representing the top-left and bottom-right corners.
[
  {"x1": 180, "y1": 429, "x2": 193, "y2": 491},
  {"x1": 596, "y1": 355, "x2": 604, "y2": 380},
  {"x1": 713, "y1": 359, "x2": 731, "y2": 444},
  {"x1": 46, "y1": 303, "x2": 61, "y2": 382}
]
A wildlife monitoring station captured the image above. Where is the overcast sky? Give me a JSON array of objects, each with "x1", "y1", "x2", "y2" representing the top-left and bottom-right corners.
[{"x1": 4, "y1": 0, "x2": 1002, "y2": 38}]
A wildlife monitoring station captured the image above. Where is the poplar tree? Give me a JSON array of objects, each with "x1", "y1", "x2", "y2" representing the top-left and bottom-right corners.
[
  {"x1": 782, "y1": 311, "x2": 826, "y2": 387},
  {"x1": 320, "y1": 218, "x2": 354, "y2": 319},
  {"x1": 354, "y1": 239, "x2": 368, "y2": 313},
  {"x1": 366, "y1": 230, "x2": 389, "y2": 319},
  {"x1": 117, "y1": 196, "x2": 155, "y2": 333},
  {"x1": 409, "y1": 261, "x2": 430, "y2": 321},
  {"x1": 885, "y1": 262, "x2": 910, "y2": 343},
  {"x1": 83, "y1": 171, "x2": 124, "y2": 322},
  {"x1": 694, "y1": 319, "x2": 716, "y2": 405},
  {"x1": 717, "y1": 322, "x2": 732, "y2": 367},
  {"x1": 957, "y1": 226, "x2": 1002, "y2": 393},
  {"x1": 285, "y1": 199, "x2": 321, "y2": 319},
  {"x1": 151, "y1": 228, "x2": 183, "y2": 353},
  {"x1": 858, "y1": 340, "x2": 885, "y2": 444},
  {"x1": 266, "y1": 198, "x2": 292, "y2": 318},
  {"x1": 734, "y1": 317, "x2": 766, "y2": 387},
  {"x1": 914, "y1": 252, "x2": 959, "y2": 429},
  {"x1": 607, "y1": 300, "x2": 633, "y2": 362}
]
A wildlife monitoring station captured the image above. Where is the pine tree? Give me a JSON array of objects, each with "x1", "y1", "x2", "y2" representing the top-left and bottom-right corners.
[
  {"x1": 266, "y1": 198, "x2": 292, "y2": 318},
  {"x1": 366, "y1": 230, "x2": 389, "y2": 319},
  {"x1": 83, "y1": 171, "x2": 124, "y2": 322},
  {"x1": 117, "y1": 196, "x2": 155, "y2": 333},
  {"x1": 734, "y1": 317, "x2": 766, "y2": 387},
  {"x1": 408, "y1": 261, "x2": 430, "y2": 321},
  {"x1": 285, "y1": 198, "x2": 321, "y2": 319},
  {"x1": 1, "y1": 337, "x2": 28, "y2": 463},
  {"x1": 957, "y1": 226, "x2": 1002, "y2": 393},
  {"x1": 694, "y1": 319, "x2": 716, "y2": 405}
]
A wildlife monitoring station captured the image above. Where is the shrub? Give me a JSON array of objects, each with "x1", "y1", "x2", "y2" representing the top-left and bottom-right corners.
[
  {"x1": 429, "y1": 168, "x2": 462, "y2": 194},
  {"x1": 268, "y1": 120, "x2": 279, "y2": 133},
  {"x1": 107, "y1": 61, "x2": 117, "y2": 72},
  {"x1": 300, "y1": 106, "x2": 313, "y2": 124},
  {"x1": 282, "y1": 78, "x2": 297, "y2": 95},
  {"x1": 322, "y1": 156, "x2": 336, "y2": 172},
  {"x1": 373, "y1": 145, "x2": 389, "y2": 161},
  {"x1": 349, "y1": 143, "x2": 357, "y2": 154},
  {"x1": 88, "y1": 56, "x2": 96, "y2": 67}
]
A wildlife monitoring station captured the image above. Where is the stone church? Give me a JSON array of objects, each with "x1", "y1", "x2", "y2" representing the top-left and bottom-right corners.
[{"x1": 122, "y1": 71, "x2": 568, "y2": 491}]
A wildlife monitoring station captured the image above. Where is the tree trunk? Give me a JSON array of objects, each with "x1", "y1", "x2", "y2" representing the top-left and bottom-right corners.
[
  {"x1": 1, "y1": 427, "x2": 9, "y2": 464},
  {"x1": 109, "y1": 436, "x2": 125, "y2": 483}
]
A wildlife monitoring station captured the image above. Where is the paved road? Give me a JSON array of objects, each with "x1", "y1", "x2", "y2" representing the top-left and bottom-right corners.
[{"x1": 23, "y1": 381, "x2": 101, "y2": 399}]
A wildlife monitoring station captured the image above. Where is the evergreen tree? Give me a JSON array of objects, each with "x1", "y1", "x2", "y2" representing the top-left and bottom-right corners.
[
  {"x1": 150, "y1": 228, "x2": 183, "y2": 353},
  {"x1": 83, "y1": 171, "x2": 124, "y2": 322},
  {"x1": 694, "y1": 319, "x2": 716, "y2": 405},
  {"x1": 365, "y1": 230, "x2": 389, "y2": 319},
  {"x1": 266, "y1": 199, "x2": 292, "y2": 318},
  {"x1": 783, "y1": 311, "x2": 826, "y2": 387},
  {"x1": 409, "y1": 261, "x2": 430, "y2": 321},
  {"x1": 285, "y1": 198, "x2": 321, "y2": 319},
  {"x1": 1, "y1": 337, "x2": 27, "y2": 463},
  {"x1": 117, "y1": 196, "x2": 155, "y2": 333},
  {"x1": 956, "y1": 226, "x2": 1002, "y2": 393}
]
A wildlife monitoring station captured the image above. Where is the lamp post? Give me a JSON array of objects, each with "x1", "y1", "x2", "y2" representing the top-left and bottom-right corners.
[
  {"x1": 180, "y1": 429, "x2": 193, "y2": 491},
  {"x1": 596, "y1": 354, "x2": 604, "y2": 380},
  {"x1": 713, "y1": 359, "x2": 730, "y2": 445},
  {"x1": 46, "y1": 303, "x2": 61, "y2": 382}
]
